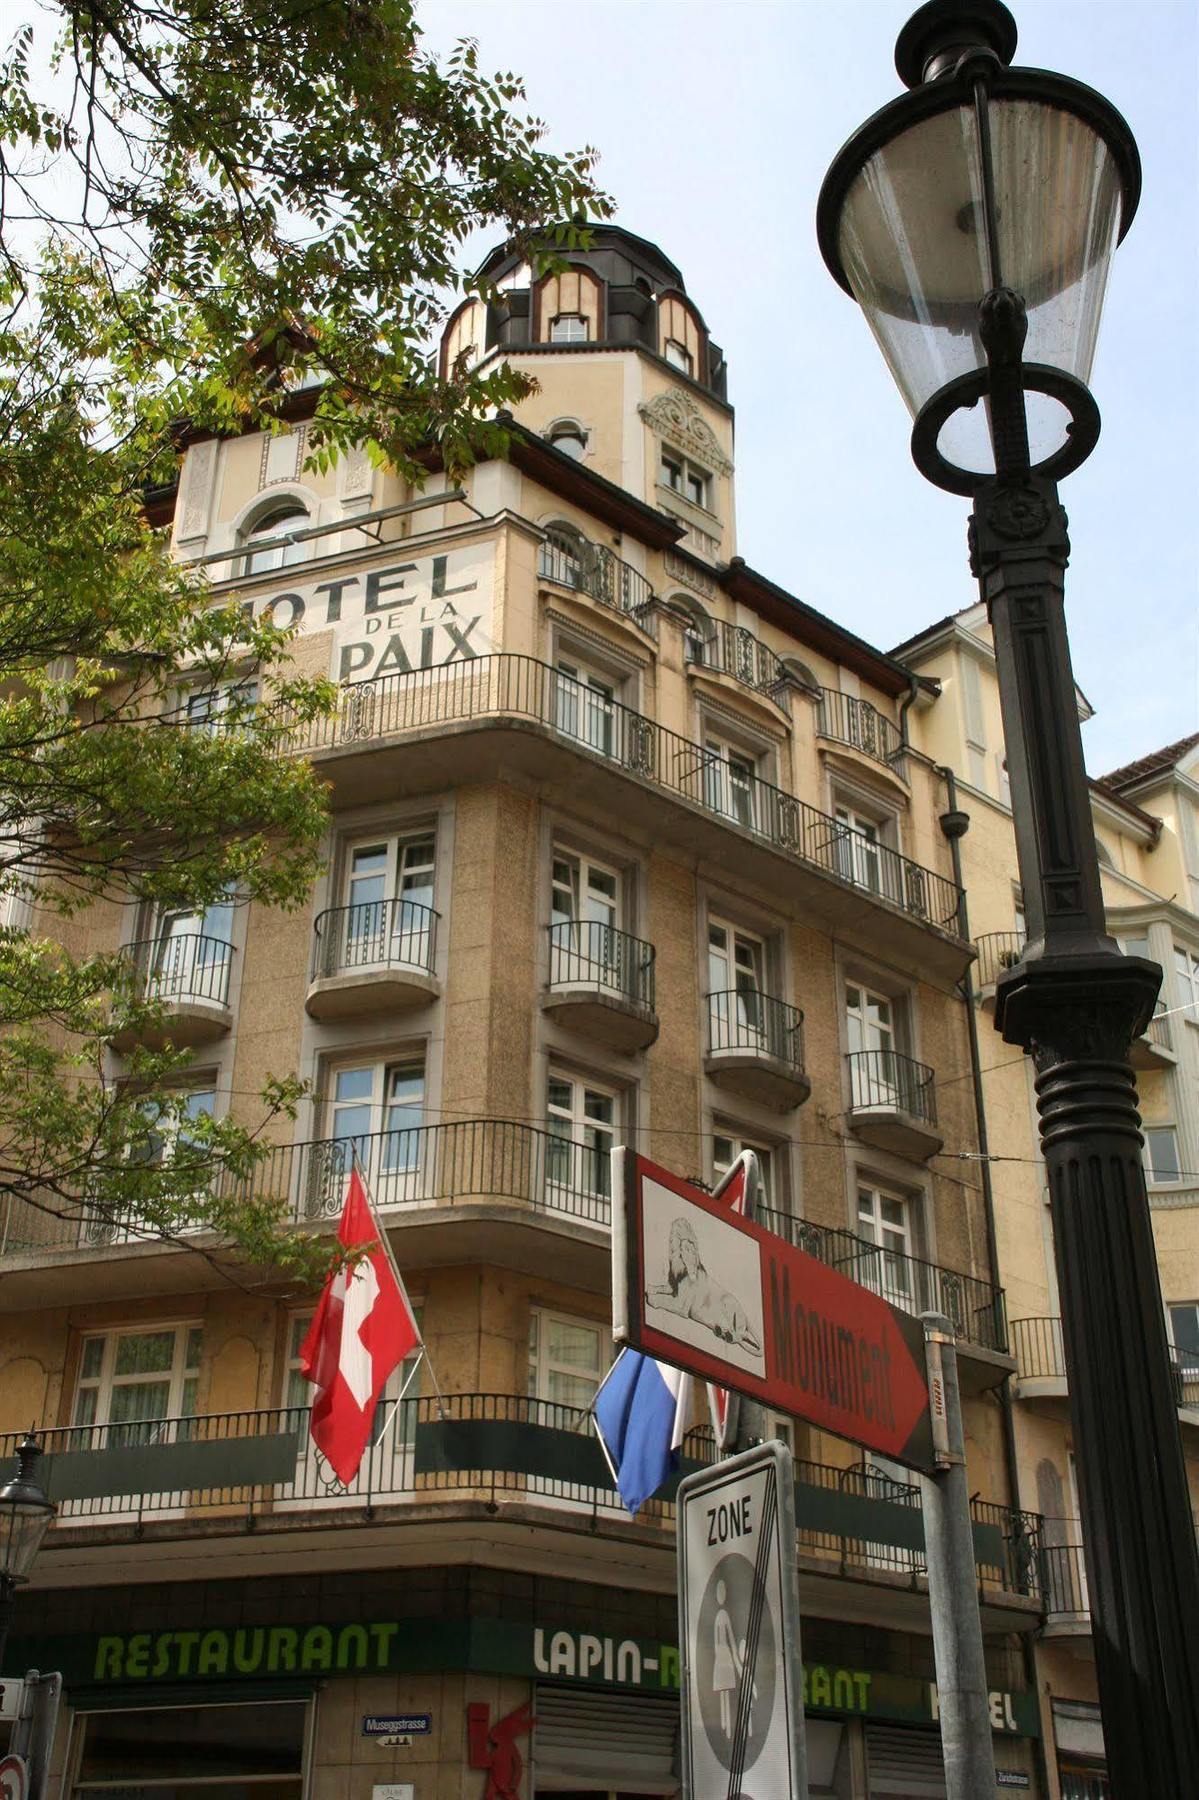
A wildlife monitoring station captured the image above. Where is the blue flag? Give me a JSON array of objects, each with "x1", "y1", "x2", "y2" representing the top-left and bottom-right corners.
[{"x1": 593, "y1": 1347, "x2": 693, "y2": 1516}]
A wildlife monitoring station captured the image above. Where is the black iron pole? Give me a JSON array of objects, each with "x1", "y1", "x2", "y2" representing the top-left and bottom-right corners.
[
  {"x1": 0, "y1": 1571, "x2": 15, "y2": 1672},
  {"x1": 973, "y1": 289, "x2": 1199, "y2": 1793}
]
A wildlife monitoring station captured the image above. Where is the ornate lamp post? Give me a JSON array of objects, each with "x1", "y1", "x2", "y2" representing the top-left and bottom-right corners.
[
  {"x1": 0, "y1": 1435, "x2": 56, "y2": 1670},
  {"x1": 817, "y1": 2, "x2": 1199, "y2": 1791}
]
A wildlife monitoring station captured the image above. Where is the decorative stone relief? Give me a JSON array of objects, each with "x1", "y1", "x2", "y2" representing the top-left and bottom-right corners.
[
  {"x1": 338, "y1": 443, "x2": 375, "y2": 504},
  {"x1": 638, "y1": 387, "x2": 733, "y2": 475},
  {"x1": 177, "y1": 438, "x2": 218, "y2": 543},
  {"x1": 665, "y1": 549, "x2": 717, "y2": 597},
  {"x1": 259, "y1": 424, "x2": 306, "y2": 488}
]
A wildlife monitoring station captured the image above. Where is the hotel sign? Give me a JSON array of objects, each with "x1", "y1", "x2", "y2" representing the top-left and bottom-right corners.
[{"x1": 237, "y1": 544, "x2": 494, "y2": 683}]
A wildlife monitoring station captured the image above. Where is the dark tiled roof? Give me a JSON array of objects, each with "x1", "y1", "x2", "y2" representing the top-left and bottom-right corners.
[{"x1": 1101, "y1": 732, "x2": 1199, "y2": 792}]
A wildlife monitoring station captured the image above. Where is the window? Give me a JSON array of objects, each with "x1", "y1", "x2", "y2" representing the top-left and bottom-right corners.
[
  {"x1": 185, "y1": 677, "x2": 258, "y2": 734},
  {"x1": 660, "y1": 451, "x2": 710, "y2": 511},
  {"x1": 704, "y1": 735, "x2": 758, "y2": 829},
  {"x1": 285, "y1": 1302, "x2": 422, "y2": 1460},
  {"x1": 334, "y1": 832, "x2": 436, "y2": 972},
  {"x1": 664, "y1": 338, "x2": 693, "y2": 375},
  {"x1": 1174, "y1": 945, "x2": 1199, "y2": 1020},
  {"x1": 238, "y1": 502, "x2": 308, "y2": 575},
  {"x1": 548, "y1": 421, "x2": 588, "y2": 461},
  {"x1": 845, "y1": 981, "x2": 905, "y2": 1113},
  {"x1": 528, "y1": 1309, "x2": 610, "y2": 1412},
  {"x1": 546, "y1": 1070, "x2": 616, "y2": 1211},
  {"x1": 834, "y1": 802, "x2": 885, "y2": 895},
  {"x1": 555, "y1": 656, "x2": 617, "y2": 758},
  {"x1": 713, "y1": 1131, "x2": 774, "y2": 1209},
  {"x1": 550, "y1": 313, "x2": 588, "y2": 344},
  {"x1": 855, "y1": 1183, "x2": 914, "y2": 1311},
  {"x1": 72, "y1": 1324, "x2": 202, "y2": 1447},
  {"x1": 551, "y1": 848, "x2": 622, "y2": 987},
  {"x1": 322, "y1": 1059, "x2": 426, "y2": 1207},
  {"x1": 1144, "y1": 1124, "x2": 1181, "y2": 1185},
  {"x1": 147, "y1": 892, "x2": 235, "y2": 1005},
  {"x1": 707, "y1": 919, "x2": 766, "y2": 1050},
  {"x1": 74, "y1": 1701, "x2": 306, "y2": 1796},
  {"x1": 1169, "y1": 1302, "x2": 1199, "y2": 1374}
]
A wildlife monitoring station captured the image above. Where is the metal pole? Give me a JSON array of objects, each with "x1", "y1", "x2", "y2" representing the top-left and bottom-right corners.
[
  {"x1": 918, "y1": 1313, "x2": 996, "y2": 1798},
  {"x1": 971, "y1": 291, "x2": 1199, "y2": 1794},
  {"x1": 0, "y1": 1573, "x2": 14, "y2": 1671}
]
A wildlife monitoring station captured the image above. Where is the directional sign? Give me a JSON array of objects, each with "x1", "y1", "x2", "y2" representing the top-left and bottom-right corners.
[
  {"x1": 613, "y1": 1152, "x2": 936, "y2": 1473},
  {"x1": 678, "y1": 1441, "x2": 807, "y2": 1800}
]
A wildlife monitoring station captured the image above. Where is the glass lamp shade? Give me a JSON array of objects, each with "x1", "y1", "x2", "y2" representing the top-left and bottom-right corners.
[
  {"x1": 0, "y1": 1436, "x2": 55, "y2": 1582},
  {"x1": 819, "y1": 68, "x2": 1139, "y2": 468}
]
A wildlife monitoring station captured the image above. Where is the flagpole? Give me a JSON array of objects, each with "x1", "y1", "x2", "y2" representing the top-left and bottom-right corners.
[
  {"x1": 367, "y1": 1345, "x2": 428, "y2": 1456},
  {"x1": 348, "y1": 1141, "x2": 447, "y2": 1421}
]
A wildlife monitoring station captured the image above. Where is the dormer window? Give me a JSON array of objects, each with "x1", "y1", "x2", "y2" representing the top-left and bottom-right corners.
[
  {"x1": 548, "y1": 421, "x2": 588, "y2": 461},
  {"x1": 550, "y1": 314, "x2": 588, "y2": 344},
  {"x1": 239, "y1": 502, "x2": 309, "y2": 576},
  {"x1": 664, "y1": 338, "x2": 693, "y2": 375},
  {"x1": 660, "y1": 451, "x2": 710, "y2": 511}
]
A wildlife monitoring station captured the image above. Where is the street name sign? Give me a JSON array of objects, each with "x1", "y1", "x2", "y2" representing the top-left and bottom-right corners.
[
  {"x1": 678, "y1": 1441, "x2": 807, "y2": 1800},
  {"x1": 613, "y1": 1151, "x2": 936, "y2": 1474}
]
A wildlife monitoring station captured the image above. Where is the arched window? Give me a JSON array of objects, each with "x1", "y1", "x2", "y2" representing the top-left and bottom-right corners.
[
  {"x1": 547, "y1": 420, "x2": 588, "y2": 462},
  {"x1": 541, "y1": 520, "x2": 591, "y2": 592},
  {"x1": 780, "y1": 656, "x2": 820, "y2": 696},
  {"x1": 239, "y1": 502, "x2": 308, "y2": 576},
  {"x1": 673, "y1": 595, "x2": 713, "y2": 665}
]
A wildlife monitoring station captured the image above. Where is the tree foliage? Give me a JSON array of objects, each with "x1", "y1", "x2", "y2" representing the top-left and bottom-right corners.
[{"x1": 0, "y1": 0, "x2": 609, "y2": 1278}]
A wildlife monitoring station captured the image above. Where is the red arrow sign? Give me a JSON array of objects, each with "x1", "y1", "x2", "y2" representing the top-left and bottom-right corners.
[{"x1": 614, "y1": 1152, "x2": 935, "y2": 1474}]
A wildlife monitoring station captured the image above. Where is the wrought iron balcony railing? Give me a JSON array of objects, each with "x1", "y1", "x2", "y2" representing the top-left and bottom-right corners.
[
  {"x1": 685, "y1": 621, "x2": 787, "y2": 696},
  {"x1": 846, "y1": 1049, "x2": 937, "y2": 1126},
  {"x1": 283, "y1": 656, "x2": 964, "y2": 932},
  {"x1": 707, "y1": 989, "x2": 805, "y2": 1072},
  {"x1": 547, "y1": 920, "x2": 655, "y2": 1009},
  {"x1": 816, "y1": 688, "x2": 904, "y2": 767},
  {"x1": 1040, "y1": 1541, "x2": 1090, "y2": 1620},
  {"x1": 311, "y1": 898, "x2": 439, "y2": 981},
  {"x1": 973, "y1": 930, "x2": 1026, "y2": 989},
  {"x1": 1012, "y1": 1316, "x2": 1199, "y2": 1411},
  {"x1": 758, "y1": 1204, "x2": 1008, "y2": 1353},
  {"x1": 3, "y1": 1395, "x2": 1038, "y2": 1595},
  {"x1": 1143, "y1": 999, "x2": 1173, "y2": 1052},
  {"x1": 120, "y1": 932, "x2": 234, "y2": 1009},
  {"x1": 538, "y1": 531, "x2": 656, "y2": 633}
]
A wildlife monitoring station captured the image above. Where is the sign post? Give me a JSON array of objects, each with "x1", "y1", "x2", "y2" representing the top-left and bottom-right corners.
[
  {"x1": 677, "y1": 1441, "x2": 807, "y2": 1800},
  {"x1": 919, "y1": 1315, "x2": 998, "y2": 1798}
]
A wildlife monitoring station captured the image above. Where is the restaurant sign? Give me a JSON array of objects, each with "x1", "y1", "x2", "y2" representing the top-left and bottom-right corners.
[{"x1": 11, "y1": 1619, "x2": 1038, "y2": 1738}]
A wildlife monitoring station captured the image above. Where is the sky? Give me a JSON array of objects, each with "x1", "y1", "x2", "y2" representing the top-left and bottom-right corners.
[{"x1": 419, "y1": 0, "x2": 1199, "y2": 779}]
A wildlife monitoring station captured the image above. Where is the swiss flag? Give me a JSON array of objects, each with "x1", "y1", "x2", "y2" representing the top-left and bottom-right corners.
[{"x1": 299, "y1": 1166, "x2": 421, "y2": 1484}]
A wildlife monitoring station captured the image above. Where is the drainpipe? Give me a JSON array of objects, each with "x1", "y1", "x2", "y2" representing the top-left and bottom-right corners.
[
  {"x1": 936, "y1": 764, "x2": 1052, "y2": 1800},
  {"x1": 899, "y1": 669, "x2": 923, "y2": 746}
]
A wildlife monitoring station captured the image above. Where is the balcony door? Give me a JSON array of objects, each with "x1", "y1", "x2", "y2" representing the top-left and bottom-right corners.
[
  {"x1": 854, "y1": 1183, "x2": 915, "y2": 1316},
  {"x1": 846, "y1": 982, "x2": 900, "y2": 1110},
  {"x1": 555, "y1": 657, "x2": 616, "y2": 758},
  {"x1": 546, "y1": 1072, "x2": 616, "y2": 1222},
  {"x1": 551, "y1": 849, "x2": 622, "y2": 990},
  {"x1": 67, "y1": 1324, "x2": 202, "y2": 1521},
  {"x1": 307, "y1": 1060, "x2": 426, "y2": 1215},
  {"x1": 703, "y1": 736, "x2": 758, "y2": 830},
  {"x1": 708, "y1": 920, "x2": 766, "y2": 1051},
  {"x1": 528, "y1": 1309, "x2": 612, "y2": 1509},
  {"x1": 834, "y1": 803, "x2": 883, "y2": 896},
  {"x1": 150, "y1": 892, "x2": 234, "y2": 1004},
  {"x1": 339, "y1": 833, "x2": 435, "y2": 973},
  {"x1": 281, "y1": 1305, "x2": 422, "y2": 1508}
]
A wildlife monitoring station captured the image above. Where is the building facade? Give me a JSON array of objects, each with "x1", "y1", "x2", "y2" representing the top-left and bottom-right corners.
[{"x1": 0, "y1": 225, "x2": 1190, "y2": 1799}]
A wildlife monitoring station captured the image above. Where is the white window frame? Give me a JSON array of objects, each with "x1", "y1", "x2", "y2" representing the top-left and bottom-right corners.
[
  {"x1": 659, "y1": 449, "x2": 711, "y2": 512},
  {"x1": 146, "y1": 892, "x2": 235, "y2": 1006},
  {"x1": 1168, "y1": 1301, "x2": 1199, "y2": 1374},
  {"x1": 1144, "y1": 1122, "x2": 1181, "y2": 1186},
  {"x1": 845, "y1": 982, "x2": 904, "y2": 1111},
  {"x1": 238, "y1": 502, "x2": 309, "y2": 576},
  {"x1": 703, "y1": 734, "x2": 760, "y2": 830},
  {"x1": 318, "y1": 1057, "x2": 426, "y2": 1210},
  {"x1": 336, "y1": 830, "x2": 436, "y2": 972},
  {"x1": 547, "y1": 420, "x2": 588, "y2": 461},
  {"x1": 280, "y1": 1302, "x2": 423, "y2": 1506},
  {"x1": 707, "y1": 917, "x2": 768, "y2": 1050},
  {"x1": 1174, "y1": 944, "x2": 1199, "y2": 1021},
  {"x1": 550, "y1": 846, "x2": 623, "y2": 989},
  {"x1": 72, "y1": 1322, "x2": 203, "y2": 1445},
  {"x1": 528, "y1": 1308, "x2": 611, "y2": 1415},
  {"x1": 554, "y1": 654, "x2": 618, "y2": 758},
  {"x1": 712, "y1": 1129, "x2": 776, "y2": 1211},
  {"x1": 853, "y1": 1182, "x2": 917, "y2": 1314},
  {"x1": 185, "y1": 676, "x2": 259, "y2": 735},
  {"x1": 546, "y1": 1068, "x2": 618, "y2": 1212},
  {"x1": 833, "y1": 800, "x2": 888, "y2": 896},
  {"x1": 664, "y1": 338, "x2": 693, "y2": 375},
  {"x1": 549, "y1": 313, "x2": 588, "y2": 344}
]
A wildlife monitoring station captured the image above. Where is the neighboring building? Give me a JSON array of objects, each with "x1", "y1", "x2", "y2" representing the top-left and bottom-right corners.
[
  {"x1": 899, "y1": 606, "x2": 1199, "y2": 1800},
  {"x1": 0, "y1": 225, "x2": 1187, "y2": 1799}
]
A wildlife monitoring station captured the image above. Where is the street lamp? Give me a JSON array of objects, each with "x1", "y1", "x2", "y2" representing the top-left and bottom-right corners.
[
  {"x1": 817, "y1": 2, "x2": 1199, "y2": 1794},
  {"x1": 0, "y1": 1434, "x2": 55, "y2": 1670}
]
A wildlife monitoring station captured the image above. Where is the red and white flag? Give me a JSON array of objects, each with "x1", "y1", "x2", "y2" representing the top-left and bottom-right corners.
[{"x1": 299, "y1": 1166, "x2": 421, "y2": 1485}]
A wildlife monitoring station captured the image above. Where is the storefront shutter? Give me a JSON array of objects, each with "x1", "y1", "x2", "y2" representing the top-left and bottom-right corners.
[
  {"x1": 865, "y1": 1723, "x2": 947, "y2": 1797},
  {"x1": 533, "y1": 1684, "x2": 678, "y2": 1792}
]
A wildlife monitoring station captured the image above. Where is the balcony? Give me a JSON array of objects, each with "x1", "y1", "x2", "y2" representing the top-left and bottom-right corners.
[
  {"x1": 542, "y1": 921, "x2": 658, "y2": 1052},
  {"x1": 1040, "y1": 1540, "x2": 1091, "y2": 1636},
  {"x1": 1131, "y1": 999, "x2": 1175, "y2": 1070},
  {"x1": 9, "y1": 1396, "x2": 1040, "y2": 1612},
  {"x1": 705, "y1": 989, "x2": 810, "y2": 1111},
  {"x1": 306, "y1": 899, "x2": 440, "y2": 1020},
  {"x1": 846, "y1": 1049, "x2": 941, "y2": 1161},
  {"x1": 280, "y1": 656, "x2": 968, "y2": 980},
  {"x1": 973, "y1": 930, "x2": 1026, "y2": 1002},
  {"x1": 110, "y1": 933, "x2": 234, "y2": 1050},
  {"x1": 1012, "y1": 1316, "x2": 1199, "y2": 1423},
  {"x1": 684, "y1": 621, "x2": 788, "y2": 701},
  {"x1": 759, "y1": 1204, "x2": 1010, "y2": 1363},
  {"x1": 538, "y1": 531, "x2": 657, "y2": 637},
  {"x1": 816, "y1": 688, "x2": 905, "y2": 772}
]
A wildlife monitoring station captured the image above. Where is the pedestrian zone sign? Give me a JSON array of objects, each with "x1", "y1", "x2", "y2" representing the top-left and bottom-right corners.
[{"x1": 678, "y1": 1441, "x2": 807, "y2": 1799}]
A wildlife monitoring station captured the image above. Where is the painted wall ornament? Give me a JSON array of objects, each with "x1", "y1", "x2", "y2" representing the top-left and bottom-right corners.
[{"x1": 467, "y1": 1699, "x2": 535, "y2": 1800}]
